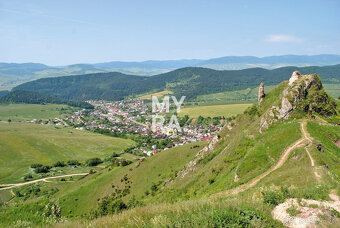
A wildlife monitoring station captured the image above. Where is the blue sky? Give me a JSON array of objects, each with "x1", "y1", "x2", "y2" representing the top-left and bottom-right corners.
[{"x1": 0, "y1": 0, "x2": 339, "y2": 65}]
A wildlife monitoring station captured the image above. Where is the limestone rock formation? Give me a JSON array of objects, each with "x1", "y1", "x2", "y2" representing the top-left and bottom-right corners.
[
  {"x1": 258, "y1": 82, "x2": 265, "y2": 103},
  {"x1": 289, "y1": 71, "x2": 301, "y2": 85},
  {"x1": 259, "y1": 71, "x2": 337, "y2": 133}
]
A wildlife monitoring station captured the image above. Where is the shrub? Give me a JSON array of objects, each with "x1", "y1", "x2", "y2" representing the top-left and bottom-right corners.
[
  {"x1": 53, "y1": 161, "x2": 66, "y2": 167},
  {"x1": 120, "y1": 160, "x2": 132, "y2": 167},
  {"x1": 34, "y1": 165, "x2": 51, "y2": 173},
  {"x1": 262, "y1": 190, "x2": 285, "y2": 206},
  {"x1": 86, "y1": 158, "x2": 103, "y2": 166},
  {"x1": 96, "y1": 198, "x2": 127, "y2": 216},
  {"x1": 24, "y1": 174, "x2": 33, "y2": 181},
  {"x1": 245, "y1": 105, "x2": 260, "y2": 117},
  {"x1": 208, "y1": 177, "x2": 215, "y2": 184},
  {"x1": 67, "y1": 160, "x2": 80, "y2": 166},
  {"x1": 111, "y1": 152, "x2": 119, "y2": 157}
]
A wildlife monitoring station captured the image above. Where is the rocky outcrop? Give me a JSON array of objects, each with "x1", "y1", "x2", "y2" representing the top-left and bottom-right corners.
[
  {"x1": 288, "y1": 70, "x2": 301, "y2": 85},
  {"x1": 259, "y1": 71, "x2": 337, "y2": 133},
  {"x1": 258, "y1": 82, "x2": 265, "y2": 103}
]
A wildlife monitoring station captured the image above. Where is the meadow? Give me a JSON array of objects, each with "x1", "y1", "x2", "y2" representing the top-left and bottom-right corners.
[
  {"x1": 178, "y1": 103, "x2": 252, "y2": 118},
  {"x1": 0, "y1": 122, "x2": 134, "y2": 184},
  {"x1": 0, "y1": 104, "x2": 76, "y2": 122},
  {"x1": 56, "y1": 141, "x2": 206, "y2": 217}
]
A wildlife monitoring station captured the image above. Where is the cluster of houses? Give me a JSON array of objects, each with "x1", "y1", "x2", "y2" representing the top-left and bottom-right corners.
[{"x1": 30, "y1": 99, "x2": 224, "y2": 156}]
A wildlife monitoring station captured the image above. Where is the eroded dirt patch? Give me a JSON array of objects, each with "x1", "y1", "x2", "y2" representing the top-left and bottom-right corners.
[{"x1": 272, "y1": 194, "x2": 340, "y2": 228}]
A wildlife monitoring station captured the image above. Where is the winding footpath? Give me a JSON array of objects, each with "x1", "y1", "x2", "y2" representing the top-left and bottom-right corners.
[
  {"x1": 212, "y1": 121, "x2": 310, "y2": 197},
  {"x1": 0, "y1": 173, "x2": 89, "y2": 191}
]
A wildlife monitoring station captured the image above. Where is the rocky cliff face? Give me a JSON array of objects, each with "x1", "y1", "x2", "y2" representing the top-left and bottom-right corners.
[{"x1": 260, "y1": 71, "x2": 337, "y2": 132}]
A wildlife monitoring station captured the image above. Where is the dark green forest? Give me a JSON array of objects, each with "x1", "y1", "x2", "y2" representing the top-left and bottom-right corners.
[
  {"x1": 0, "y1": 90, "x2": 94, "y2": 109},
  {"x1": 0, "y1": 90, "x2": 9, "y2": 98},
  {"x1": 13, "y1": 64, "x2": 340, "y2": 101}
]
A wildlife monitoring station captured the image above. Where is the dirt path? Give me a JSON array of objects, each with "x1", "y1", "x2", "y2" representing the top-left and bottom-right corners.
[
  {"x1": 301, "y1": 124, "x2": 321, "y2": 180},
  {"x1": 0, "y1": 173, "x2": 89, "y2": 191},
  {"x1": 212, "y1": 121, "x2": 309, "y2": 197},
  {"x1": 304, "y1": 148, "x2": 314, "y2": 167}
]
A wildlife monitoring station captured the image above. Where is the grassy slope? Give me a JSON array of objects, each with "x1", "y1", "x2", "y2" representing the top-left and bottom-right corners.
[
  {"x1": 307, "y1": 122, "x2": 340, "y2": 183},
  {"x1": 161, "y1": 82, "x2": 297, "y2": 196},
  {"x1": 0, "y1": 122, "x2": 134, "y2": 183},
  {"x1": 61, "y1": 198, "x2": 282, "y2": 228},
  {"x1": 0, "y1": 104, "x2": 76, "y2": 122},
  {"x1": 178, "y1": 103, "x2": 251, "y2": 118},
  {"x1": 55, "y1": 141, "x2": 206, "y2": 217}
]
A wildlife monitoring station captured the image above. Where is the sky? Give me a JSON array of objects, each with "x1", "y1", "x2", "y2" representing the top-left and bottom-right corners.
[{"x1": 0, "y1": 0, "x2": 339, "y2": 65}]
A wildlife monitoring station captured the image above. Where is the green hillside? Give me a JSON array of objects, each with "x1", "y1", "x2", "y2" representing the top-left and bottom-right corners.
[
  {"x1": 13, "y1": 65, "x2": 340, "y2": 101},
  {"x1": 1, "y1": 72, "x2": 340, "y2": 227},
  {"x1": 0, "y1": 122, "x2": 134, "y2": 183},
  {"x1": 2, "y1": 55, "x2": 340, "y2": 90}
]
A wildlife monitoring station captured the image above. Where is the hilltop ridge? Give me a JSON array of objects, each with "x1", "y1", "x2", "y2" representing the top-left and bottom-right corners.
[{"x1": 12, "y1": 64, "x2": 340, "y2": 101}]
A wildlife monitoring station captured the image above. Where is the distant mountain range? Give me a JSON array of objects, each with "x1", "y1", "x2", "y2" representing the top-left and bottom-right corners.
[
  {"x1": 1, "y1": 54, "x2": 340, "y2": 90},
  {"x1": 12, "y1": 64, "x2": 340, "y2": 102}
]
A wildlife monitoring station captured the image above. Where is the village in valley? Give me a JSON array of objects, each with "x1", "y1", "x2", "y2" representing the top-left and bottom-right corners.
[{"x1": 31, "y1": 99, "x2": 226, "y2": 157}]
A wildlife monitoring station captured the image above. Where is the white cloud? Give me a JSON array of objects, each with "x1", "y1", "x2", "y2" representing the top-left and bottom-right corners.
[{"x1": 265, "y1": 34, "x2": 303, "y2": 43}]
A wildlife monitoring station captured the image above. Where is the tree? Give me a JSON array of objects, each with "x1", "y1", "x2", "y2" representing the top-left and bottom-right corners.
[
  {"x1": 53, "y1": 161, "x2": 66, "y2": 167},
  {"x1": 85, "y1": 158, "x2": 103, "y2": 166},
  {"x1": 67, "y1": 160, "x2": 80, "y2": 166},
  {"x1": 7, "y1": 119, "x2": 11, "y2": 123}
]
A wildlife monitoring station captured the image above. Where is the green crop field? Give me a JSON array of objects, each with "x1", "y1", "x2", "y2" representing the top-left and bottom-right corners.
[
  {"x1": 178, "y1": 103, "x2": 252, "y2": 118},
  {"x1": 324, "y1": 83, "x2": 340, "y2": 99},
  {"x1": 0, "y1": 122, "x2": 135, "y2": 184},
  {"x1": 0, "y1": 104, "x2": 77, "y2": 122}
]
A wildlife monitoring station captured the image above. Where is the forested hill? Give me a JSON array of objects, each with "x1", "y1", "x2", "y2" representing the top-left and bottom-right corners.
[
  {"x1": 0, "y1": 90, "x2": 94, "y2": 109},
  {"x1": 13, "y1": 64, "x2": 340, "y2": 101}
]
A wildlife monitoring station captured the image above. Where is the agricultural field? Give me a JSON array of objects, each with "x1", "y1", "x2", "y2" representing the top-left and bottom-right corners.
[
  {"x1": 0, "y1": 104, "x2": 77, "y2": 122},
  {"x1": 324, "y1": 83, "x2": 340, "y2": 99},
  {"x1": 0, "y1": 122, "x2": 135, "y2": 184},
  {"x1": 178, "y1": 103, "x2": 252, "y2": 118},
  {"x1": 138, "y1": 90, "x2": 173, "y2": 100}
]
